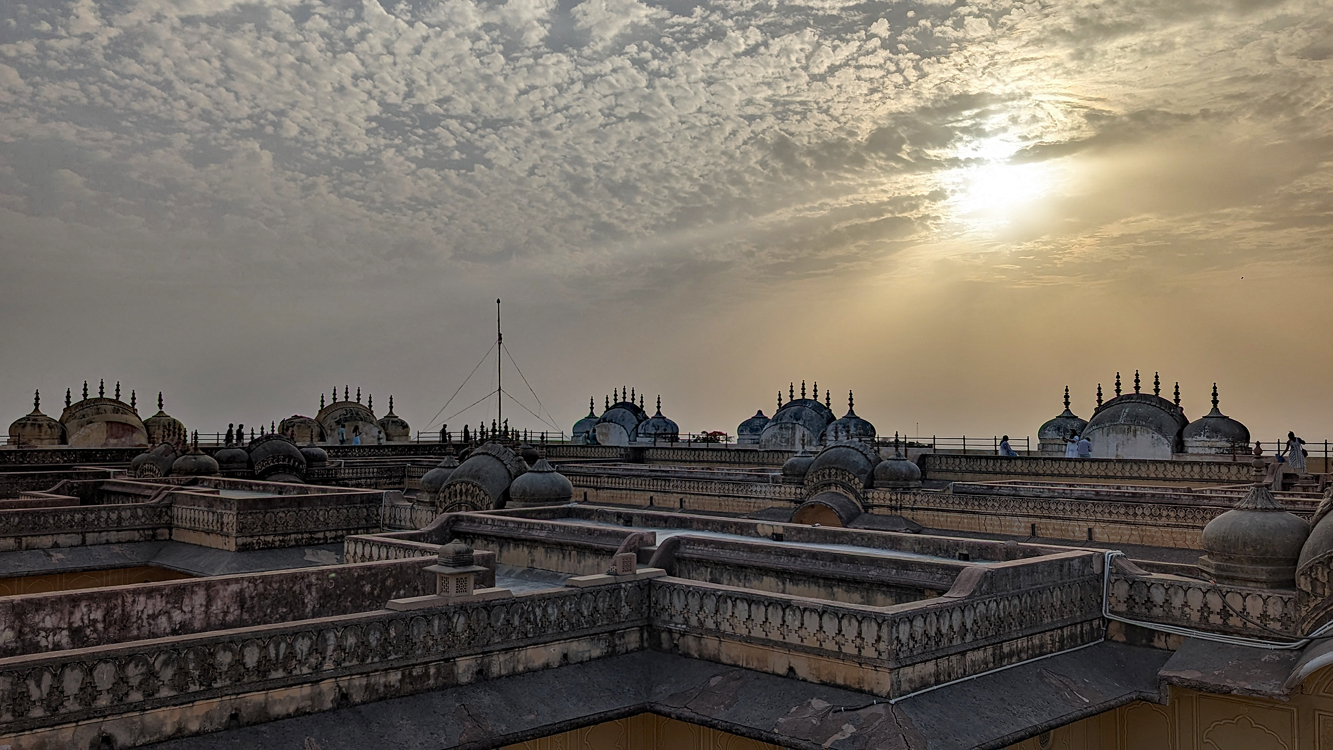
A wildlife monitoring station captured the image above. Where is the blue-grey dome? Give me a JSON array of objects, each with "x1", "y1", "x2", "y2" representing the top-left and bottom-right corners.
[
  {"x1": 759, "y1": 395, "x2": 836, "y2": 451},
  {"x1": 508, "y1": 458, "x2": 574, "y2": 507},
  {"x1": 442, "y1": 443, "x2": 525, "y2": 507},
  {"x1": 1083, "y1": 375, "x2": 1189, "y2": 459},
  {"x1": 823, "y1": 393, "x2": 875, "y2": 444},
  {"x1": 1183, "y1": 386, "x2": 1249, "y2": 452},
  {"x1": 572, "y1": 398, "x2": 599, "y2": 441},
  {"x1": 737, "y1": 410, "x2": 769, "y2": 445},
  {"x1": 781, "y1": 448, "x2": 815, "y2": 484},
  {"x1": 806, "y1": 442, "x2": 880, "y2": 488},
  {"x1": 874, "y1": 454, "x2": 922, "y2": 488},
  {"x1": 636, "y1": 398, "x2": 679, "y2": 442}
]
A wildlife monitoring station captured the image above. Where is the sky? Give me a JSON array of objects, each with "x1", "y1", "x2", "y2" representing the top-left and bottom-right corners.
[{"x1": 1, "y1": 0, "x2": 1331, "y2": 442}]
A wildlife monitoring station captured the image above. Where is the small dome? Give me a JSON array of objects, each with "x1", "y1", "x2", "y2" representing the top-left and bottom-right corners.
[
  {"x1": 171, "y1": 450, "x2": 220, "y2": 477},
  {"x1": 144, "y1": 393, "x2": 186, "y2": 446},
  {"x1": 8, "y1": 392, "x2": 64, "y2": 447},
  {"x1": 300, "y1": 443, "x2": 328, "y2": 467},
  {"x1": 874, "y1": 454, "x2": 922, "y2": 489},
  {"x1": 247, "y1": 434, "x2": 307, "y2": 481},
  {"x1": 572, "y1": 399, "x2": 599, "y2": 443},
  {"x1": 781, "y1": 448, "x2": 815, "y2": 484},
  {"x1": 441, "y1": 442, "x2": 526, "y2": 508},
  {"x1": 736, "y1": 410, "x2": 769, "y2": 445},
  {"x1": 508, "y1": 458, "x2": 574, "y2": 507},
  {"x1": 132, "y1": 443, "x2": 179, "y2": 478},
  {"x1": 1199, "y1": 485, "x2": 1309, "y2": 587},
  {"x1": 519, "y1": 444, "x2": 541, "y2": 465},
  {"x1": 823, "y1": 392, "x2": 876, "y2": 444},
  {"x1": 279, "y1": 415, "x2": 324, "y2": 444},
  {"x1": 636, "y1": 398, "x2": 679, "y2": 443},
  {"x1": 420, "y1": 456, "x2": 460, "y2": 496},
  {"x1": 792, "y1": 492, "x2": 864, "y2": 527},
  {"x1": 1038, "y1": 388, "x2": 1087, "y2": 453},
  {"x1": 806, "y1": 441, "x2": 881, "y2": 488},
  {"x1": 378, "y1": 398, "x2": 411, "y2": 443},
  {"x1": 1183, "y1": 385, "x2": 1250, "y2": 453},
  {"x1": 759, "y1": 391, "x2": 836, "y2": 451},
  {"x1": 214, "y1": 446, "x2": 251, "y2": 475}
]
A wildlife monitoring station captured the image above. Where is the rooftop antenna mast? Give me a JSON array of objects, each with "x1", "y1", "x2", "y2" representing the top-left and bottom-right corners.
[{"x1": 497, "y1": 298, "x2": 503, "y2": 434}]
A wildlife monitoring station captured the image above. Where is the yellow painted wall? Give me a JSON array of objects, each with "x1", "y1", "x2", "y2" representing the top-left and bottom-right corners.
[
  {"x1": 506, "y1": 713, "x2": 782, "y2": 750},
  {"x1": 1007, "y1": 665, "x2": 1333, "y2": 750},
  {"x1": 0, "y1": 565, "x2": 193, "y2": 596}
]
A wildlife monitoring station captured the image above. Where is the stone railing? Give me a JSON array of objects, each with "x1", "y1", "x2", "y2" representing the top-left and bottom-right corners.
[
  {"x1": 651, "y1": 550, "x2": 1105, "y2": 698},
  {"x1": 0, "y1": 502, "x2": 171, "y2": 551},
  {"x1": 1108, "y1": 562, "x2": 1298, "y2": 639},
  {"x1": 0, "y1": 447, "x2": 141, "y2": 467},
  {"x1": 344, "y1": 534, "x2": 440, "y2": 563},
  {"x1": 331, "y1": 464, "x2": 409, "y2": 489},
  {"x1": 0, "y1": 468, "x2": 119, "y2": 499},
  {"x1": 169, "y1": 488, "x2": 383, "y2": 552},
  {"x1": 919, "y1": 454, "x2": 1253, "y2": 485},
  {"x1": 0, "y1": 581, "x2": 651, "y2": 739},
  {"x1": 563, "y1": 470, "x2": 800, "y2": 511}
]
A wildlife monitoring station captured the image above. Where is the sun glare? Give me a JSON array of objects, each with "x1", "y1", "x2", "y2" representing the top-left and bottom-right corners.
[{"x1": 948, "y1": 138, "x2": 1056, "y2": 227}]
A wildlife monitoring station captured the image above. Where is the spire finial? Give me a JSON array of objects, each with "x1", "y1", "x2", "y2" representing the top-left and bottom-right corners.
[
  {"x1": 777, "y1": 391, "x2": 783, "y2": 408},
  {"x1": 848, "y1": 390, "x2": 854, "y2": 413},
  {"x1": 1063, "y1": 386, "x2": 1070, "y2": 411},
  {"x1": 813, "y1": 382, "x2": 818, "y2": 401},
  {"x1": 158, "y1": 392, "x2": 164, "y2": 411},
  {"x1": 1133, "y1": 370, "x2": 1141, "y2": 394},
  {"x1": 321, "y1": 393, "x2": 326, "y2": 409},
  {"x1": 130, "y1": 390, "x2": 136, "y2": 410},
  {"x1": 639, "y1": 394, "x2": 644, "y2": 409},
  {"x1": 1153, "y1": 372, "x2": 1160, "y2": 396},
  {"x1": 344, "y1": 385, "x2": 349, "y2": 401},
  {"x1": 1114, "y1": 373, "x2": 1121, "y2": 397},
  {"x1": 192, "y1": 430, "x2": 199, "y2": 450},
  {"x1": 801, "y1": 380, "x2": 806, "y2": 399},
  {"x1": 83, "y1": 381, "x2": 89, "y2": 400},
  {"x1": 114, "y1": 381, "x2": 120, "y2": 400},
  {"x1": 631, "y1": 387, "x2": 636, "y2": 403},
  {"x1": 33, "y1": 389, "x2": 40, "y2": 412},
  {"x1": 332, "y1": 387, "x2": 337, "y2": 404},
  {"x1": 368, "y1": 393, "x2": 373, "y2": 411},
  {"x1": 605, "y1": 395, "x2": 610, "y2": 409},
  {"x1": 589, "y1": 397, "x2": 595, "y2": 415},
  {"x1": 1212, "y1": 383, "x2": 1219, "y2": 410},
  {"x1": 1097, "y1": 383, "x2": 1103, "y2": 407},
  {"x1": 656, "y1": 395, "x2": 661, "y2": 413},
  {"x1": 356, "y1": 387, "x2": 361, "y2": 403},
  {"x1": 99, "y1": 379, "x2": 105, "y2": 398},
  {"x1": 789, "y1": 382, "x2": 795, "y2": 400},
  {"x1": 389, "y1": 395, "x2": 394, "y2": 413},
  {"x1": 65, "y1": 388, "x2": 71, "y2": 408},
  {"x1": 1174, "y1": 382, "x2": 1181, "y2": 407}
]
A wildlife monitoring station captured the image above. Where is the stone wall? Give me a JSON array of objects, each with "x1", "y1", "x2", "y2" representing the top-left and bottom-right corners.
[
  {"x1": 168, "y1": 484, "x2": 383, "y2": 551},
  {"x1": 0, "y1": 558, "x2": 434, "y2": 657},
  {"x1": 0, "y1": 468, "x2": 118, "y2": 499},
  {"x1": 1107, "y1": 560, "x2": 1298, "y2": 640},
  {"x1": 0, "y1": 502, "x2": 171, "y2": 551},
  {"x1": 919, "y1": 453, "x2": 1254, "y2": 485}
]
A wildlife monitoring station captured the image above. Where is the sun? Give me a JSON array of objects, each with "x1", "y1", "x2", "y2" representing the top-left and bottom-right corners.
[{"x1": 948, "y1": 138, "x2": 1056, "y2": 226}]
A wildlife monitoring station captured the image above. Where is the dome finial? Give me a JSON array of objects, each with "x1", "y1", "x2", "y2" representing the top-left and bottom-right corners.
[
  {"x1": 848, "y1": 390, "x2": 854, "y2": 413},
  {"x1": 1212, "y1": 383, "x2": 1219, "y2": 410},
  {"x1": 789, "y1": 382, "x2": 794, "y2": 400},
  {"x1": 1153, "y1": 372, "x2": 1160, "y2": 396},
  {"x1": 801, "y1": 380, "x2": 806, "y2": 399},
  {"x1": 656, "y1": 395, "x2": 661, "y2": 414},
  {"x1": 1063, "y1": 386, "x2": 1070, "y2": 411},
  {"x1": 33, "y1": 389, "x2": 40, "y2": 412},
  {"x1": 331, "y1": 387, "x2": 337, "y2": 404},
  {"x1": 389, "y1": 395, "x2": 394, "y2": 413},
  {"x1": 639, "y1": 394, "x2": 644, "y2": 409},
  {"x1": 356, "y1": 387, "x2": 361, "y2": 403},
  {"x1": 825, "y1": 390, "x2": 831, "y2": 408},
  {"x1": 1175, "y1": 382, "x2": 1181, "y2": 407},
  {"x1": 158, "y1": 392, "x2": 164, "y2": 411},
  {"x1": 588, "y1": 397, "x2": 595, "y2": 415},
  {"x1": 1097, "y1": 383, "x2": 1103, "y2": 407},
  {"x1": 65, "y1": 388, "x2": 71, "y2": 408},
  {"x1": 99, "y1": 379, "x2": 105, "y2": 398},
  {"x1": 1133, "y1": 370, "x2": 1141, "y2": 394},
  {"x1": 114, "y1": 381, "x2": 121, "y2": 400},
  {"x1": 368, "y1": 393, "x2": 373, "y2": 411},
  {"x1": 777, "y1": 391, "x2": 782, "y2": 408},
  {"x1": 83, "y1": 381, "x2": 89, "y2": 400},
  {"x1": 130, "y1": 390, "x2": 136, "y2": 410},
  {"x1": 813, "y1": 381, "x2": 818, "y2": 400},
  {"x1": 1114, "y1": 373, "x2": 1121, "y2": 397},
  {"x1": 321, "y1": 393, "x2": 326, "y2": 409},
  {"x1": 605, "y1": 394, "x2": 610, "y2": 409},
  {"x1": 344, "y1": 385, "x2": 349, "y2": 401},
  {"x1": 630, "y1": 387, "x2": 635, "y2": 403}
]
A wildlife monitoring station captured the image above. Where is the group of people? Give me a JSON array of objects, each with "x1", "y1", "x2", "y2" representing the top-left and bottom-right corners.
[{"x1": 997, "y1": 431, "x2": 1090, "y2": 458}]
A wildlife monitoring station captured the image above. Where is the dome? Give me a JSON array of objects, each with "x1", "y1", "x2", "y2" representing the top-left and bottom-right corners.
[
  {"x1": 247, "y1": 434, "x2": 307, "y2": 481},
  {"x1": 822, "y1": 392, "x2": 875, "y2": 444},
  {"x1": 132, "y1": 443, "x2": 179, "y2": 478},
  {"x1": 440, "y1": 442, "x2": 526, "y2": 510},
  {"x1": 420, "y1": 456, "x2": 460, "y2": 499},
  {"x1": 300, "y1": 443, "x2": 328, "y2": 467},
  {"x1": 1183, "y1": 385, "x2": 1250, "y2": 454},
  {"x1": 736, "y1": 410, "x2": 769, "y2": 445},
  {"x1": 1199, "y1": 485, "x2": 1309, "y2": 587},
  {"x1": 378, "y1": 397, "x2": 411, "y2": 443},
  {"x1": 279, "y1": 415, "x2": 324, "y2": 444},
  {"x1": 1300, "y1": 489, "x2": 1333, "y2": 573},
  {"x1": 1038, "y1": 387, "x2": 1088, "y2": 454},
  {"x1": 874, "y1": 453, "x2": 923, "y2": 489},
  {"x1": 315, "y1": 395, "x2": 384, "y2": 445},
  {"x1": 214, "y1": 446, "x2": 251, "y2": 476},
  {"x1": 781, "y1": 448, "x2": 815, "y2": 484},
  {"x1": 1082, "y1": 374, "x2": 1189, "y2": 459},
  {"x1": 437, "y1": 540, "x2": 475, "y2": 567},
  {"x1": 507, "y1": 458, "x2": 574, "y2": 508},
  {"x1": 59, "y1": 382, "x2": 149, "y2": 448},
  {"x1": 636, "y1": 397, "x2": 679, "y2": 443},
  {"x1": 143, "y1": 393, "x2": 186, "y2": 446},
  {"x1": 594, "y1": 397, "x2": 647, "y2": 447},
  {"x1": 171, "y1": 450, "x2": 220, "y2": 477},
  {"x1": 806, "y1": 442, "x2": 880, "y2": 489},
  {"x1": 572, "y1": 399, "x2": 600, "y2": 444},
  {"x1": 7, "y1": 391, "x2": 64, "y2": 447},
  {"x1": 792, "y1": 492, "x2": 864, "y2": 527},
  {"x1": 758, "y1": 386, "x2": 837, "y2": 451}
]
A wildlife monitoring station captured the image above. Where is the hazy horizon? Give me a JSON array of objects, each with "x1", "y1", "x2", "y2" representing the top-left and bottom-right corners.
[{"x1": 2, "y1": 0, "x2": 1331, "y2": 442}]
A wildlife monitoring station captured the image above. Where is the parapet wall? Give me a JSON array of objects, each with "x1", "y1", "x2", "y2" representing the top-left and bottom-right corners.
[
  {"x1": 0, "y1": 558, "x2": 434, "y2": 658},
  {"x1": 919, "y1": 453, "x2": 1254, "y2": 485}
]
